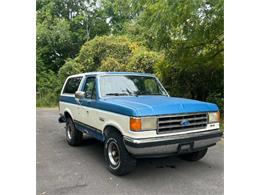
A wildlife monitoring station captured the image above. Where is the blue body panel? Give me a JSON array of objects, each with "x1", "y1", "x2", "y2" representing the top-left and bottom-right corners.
[
  {"x1": 60, "y1": 95, "x2": 218, "y2": 117},
  {"x1": 98, "y1": 96, "x2": 218, "y2": 116},
  {"x1": 59, "y1": 95, "x2": 79, "y2": 105},
  {"x1": 74, "y1": 120, "x2": 104, "y2": 141}
]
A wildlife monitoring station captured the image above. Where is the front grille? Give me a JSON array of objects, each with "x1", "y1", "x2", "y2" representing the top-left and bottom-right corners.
[{"x1": 157, "y1": 113, "x2": 208, "y2": 133}]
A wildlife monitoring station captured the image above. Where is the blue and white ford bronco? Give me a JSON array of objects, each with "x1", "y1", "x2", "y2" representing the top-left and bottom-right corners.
[{"x1": 59, "y1": 72, "x2": 222, "y2": 175}]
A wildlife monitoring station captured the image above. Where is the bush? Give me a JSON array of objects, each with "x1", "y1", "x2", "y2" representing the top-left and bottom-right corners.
[
  {"x1": 36, "y1": 70, "x2": 62, "y2": 107},
  {"x1": 99, "y1": 57, "x2": 128, "y2": 72},
  {"x1": 36, "y1": 35, "x2": 164, "y2": 107},
  {"x1": 76, "y1": 36, "x2": 134, "y2": 71},
  {"x1": 128, "y1": 50, "x2": 163, "y2": 73},
  {"x1": 58, "y1": 58, "x2": 84, "y2": 82},
  {"x1": 37, "y1": 34, "x2": 223, "y2": 111},
  {"x1": 75, "y1": 35, "x2": 163, "y2": 73},
  {"x1": 206, "y1": 93, "x2": 224, "y2": 114},
  {"x1": 155, "y1": 59, "x2": 223, "y2": 103}
]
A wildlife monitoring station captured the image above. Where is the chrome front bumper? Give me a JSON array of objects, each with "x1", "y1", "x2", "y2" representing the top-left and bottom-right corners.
[{"x1": 123, "y1": 129, "x2": 222, "y2": 157}]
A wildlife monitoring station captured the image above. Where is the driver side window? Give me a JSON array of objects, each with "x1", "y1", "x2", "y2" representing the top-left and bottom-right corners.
[{"x1": 84, "y1": 77, "x2": 96, "y2": 99}]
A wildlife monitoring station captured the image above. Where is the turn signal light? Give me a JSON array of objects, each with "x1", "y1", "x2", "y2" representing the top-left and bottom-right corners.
[
  {"x1": 216, "y1": 111, "x2": 220, "y2": 122},
  {"x1": 130, "y1": 118, "x2": 142, "y2": 131}
]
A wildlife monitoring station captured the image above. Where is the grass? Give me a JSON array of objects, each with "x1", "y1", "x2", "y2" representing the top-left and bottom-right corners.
[{"x1": 36, "y1": 99, "x2": 58, "y2": 107}]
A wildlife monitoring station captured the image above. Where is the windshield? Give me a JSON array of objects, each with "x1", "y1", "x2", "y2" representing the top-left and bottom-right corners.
[{"x1": 99, "y1": 75, "x2": 168, "y2": 97}]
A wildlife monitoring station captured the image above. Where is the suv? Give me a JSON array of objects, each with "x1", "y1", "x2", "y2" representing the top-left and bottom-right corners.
[{"x1": 59, "y1": 72, "x2": 222, "y2": 175}]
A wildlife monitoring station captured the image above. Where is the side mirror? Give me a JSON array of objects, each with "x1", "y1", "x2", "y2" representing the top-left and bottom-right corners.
[{"x1": 75, "y1": 91, "x2": 85, "y2": 99}]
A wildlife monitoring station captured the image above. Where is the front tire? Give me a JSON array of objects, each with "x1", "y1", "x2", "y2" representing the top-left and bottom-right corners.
[
  {"x1": 65, "y1": 117, "x2": 83, "y2": 146},
  {"x1": 104, "y1": 130, "x2": 136, "y2": 176},
  {"x1": 179, "y1": 148, "x2": 208, "y2": 161}
]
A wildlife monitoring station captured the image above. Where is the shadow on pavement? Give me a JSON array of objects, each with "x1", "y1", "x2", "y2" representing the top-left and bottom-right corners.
[{"x1": 73, "y1": 135, "x2": 212, "y2": 178}]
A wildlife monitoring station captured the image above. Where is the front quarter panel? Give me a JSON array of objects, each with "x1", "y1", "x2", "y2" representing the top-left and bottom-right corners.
[{"x1": 93, "y1": 108, "x2": 130, "y2": 135}]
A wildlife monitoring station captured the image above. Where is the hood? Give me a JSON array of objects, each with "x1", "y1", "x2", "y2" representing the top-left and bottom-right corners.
[{"x1": 98, "y1": 96, "x2": 218, "y2": 117}]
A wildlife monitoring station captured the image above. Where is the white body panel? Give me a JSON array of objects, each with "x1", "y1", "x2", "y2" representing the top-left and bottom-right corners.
[
  {"x1": 82, "y1": 106, "x2": 130, "y2": 135},
  {"x1": 59, "y1": 101, "x2": 78, "y2": 121},
  {"x1": 60, "y1": 99, "x2": 219, "y2": 139}
]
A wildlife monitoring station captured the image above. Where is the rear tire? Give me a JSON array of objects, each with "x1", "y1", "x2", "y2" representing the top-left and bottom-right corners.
[
  {"x1": 65, "y1": 117, "x2": 83, "y2": 146},
  {"x1": 104, "y1": 130, "x2": 136, "y2": 176},
  {"x1": 179, "y1": 149, "x2": 208, "y2": 161}
]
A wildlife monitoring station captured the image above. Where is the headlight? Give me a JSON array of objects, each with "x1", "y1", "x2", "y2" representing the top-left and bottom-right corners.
[
  {"x1": 141, "y1": 117, "x2": 157, "y2": 130},
  {"x1": 130, "y1": 117, "x2": 157, "y2": 131},
  {"x1": 208, "y1": 112, "x2": 220, "y2": 123}
]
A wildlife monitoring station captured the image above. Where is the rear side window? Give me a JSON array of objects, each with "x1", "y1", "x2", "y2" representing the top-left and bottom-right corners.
[{"x1": 63, "y1": 77, "x2": 82, "y2": 94}]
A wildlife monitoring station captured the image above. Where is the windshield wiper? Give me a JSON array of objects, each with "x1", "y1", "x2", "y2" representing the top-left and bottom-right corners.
[
  {"x1": 132, "y1": 90, "x2": 143, "y2": 96},
  {"x1": 149, "y1": 93, "x2": 164, "y2": 95},
  {"x1": 134, "y1": 92, "x2": 165, "y2": 96},
  {"x1": 105, "y1": 93, "x2": 129, "y2": 96}
]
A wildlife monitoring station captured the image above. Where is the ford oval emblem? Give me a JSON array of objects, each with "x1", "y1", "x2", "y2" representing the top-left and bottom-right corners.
[{"x1": 180, "y1": 119, "x2": 190, "y2": 127}]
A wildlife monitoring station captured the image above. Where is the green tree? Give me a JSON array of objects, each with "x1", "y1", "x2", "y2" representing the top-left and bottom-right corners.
[
  {"x1": 58, "y1": 35, "x2": 164, "y2": 80},
  {"x1": 36, "y1": 0, "x2": 110, "y2": 106},
  {"x1": 36, "y1": 70, "x2": 62, "y2": 107},
  {"x1": 133, "y1": 0, "x2": 224, "y2": 103},
  {"x1": 36, "y1": 0, "x2": 224, "y2": 111},
  {"x1": 59, "y1": 58, "x2": 84, "y2": 81},
  {"x1": 101, "y1": 0, "x2": 143, "y2": 34},
  {"x1": 36, "y1": 0, "x2": 110, "y2": 73}
]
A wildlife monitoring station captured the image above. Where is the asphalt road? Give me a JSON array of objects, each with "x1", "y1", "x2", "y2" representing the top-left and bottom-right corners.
[{"x1": 37, "y1": 108, "x2": 224, "y2": 195}]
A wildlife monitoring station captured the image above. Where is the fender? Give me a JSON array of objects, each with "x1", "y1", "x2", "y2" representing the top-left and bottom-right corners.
[
  {"x1": 103, "y1": 120, "x2": 125, "y2": 136},
  {"x1": 64, "y1": 108, "x2": 74, "y2": 120}
]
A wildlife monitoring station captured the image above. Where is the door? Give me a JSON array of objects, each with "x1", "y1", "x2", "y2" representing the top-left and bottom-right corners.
[{"x1": 77, "y1": 76, "x2": 97, "y2": 127}]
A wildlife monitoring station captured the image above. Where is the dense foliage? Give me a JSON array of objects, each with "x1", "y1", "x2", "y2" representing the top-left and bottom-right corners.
[
  {"x1": 37, "y1": 0, "x2": 224, "y2": 113},
  {"x1": 60, "y1": 36, "x2": 164, "y2": 74}
]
